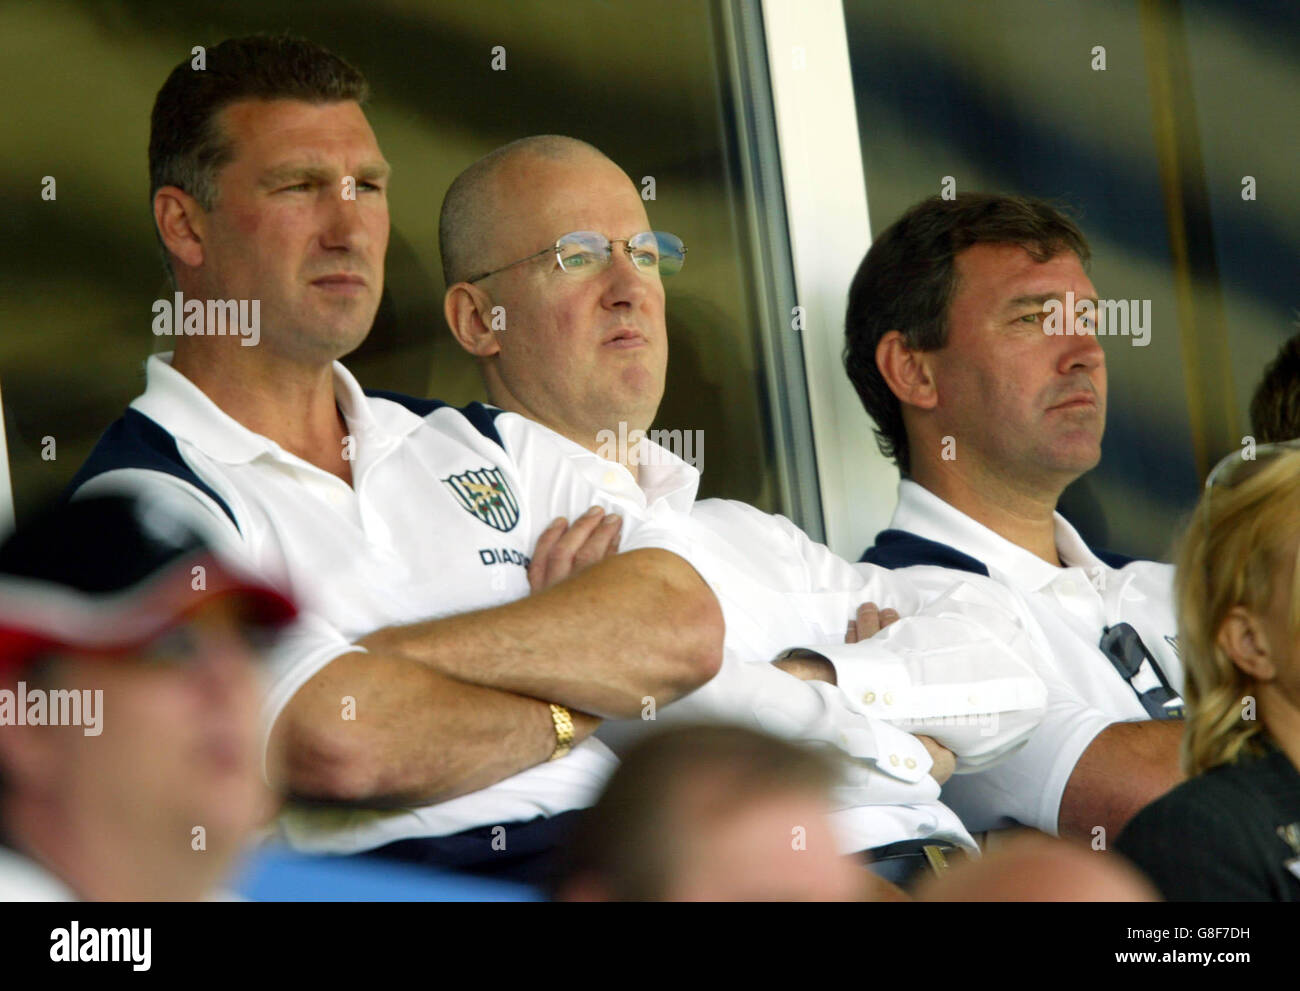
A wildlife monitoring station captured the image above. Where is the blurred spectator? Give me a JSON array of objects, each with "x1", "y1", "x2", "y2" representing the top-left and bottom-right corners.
[
  {"x1": 1249, "y1": 332, "x2": 1300, "y2": 443},
  {"x1": 1116, "y1": 443, "x2": 1300, "y2": 901},
  {"x1": 555, "y1": 724, "x2": 881, "y2": 901},
  {"x1": 915, "y1": 833, "x2": 1156, "y2": 901},
  {"x1": 0, "y1": 494, "x2": 295, "y2": 900}
]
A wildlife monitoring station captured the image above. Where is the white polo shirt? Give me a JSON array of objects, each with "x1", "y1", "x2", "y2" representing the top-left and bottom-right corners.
[
  {"x1": 499, "y1": 418, "x2": 1053, "y2": 854},
  {"x1": 864, "y1": 479, "x2": 1182, "y2": 834},
  {"x1": 70, "y1": 354, "x2": 697, "y2": 854}
]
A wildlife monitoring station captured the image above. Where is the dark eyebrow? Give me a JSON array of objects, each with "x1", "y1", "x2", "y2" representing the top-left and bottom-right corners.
[
  {"x1": 1005, "y1": 292, "x2": 1099, "y2": 310},
  {"x1": 257, "y1": 164, "x2": 334, "y2": 190},
  {"x1": 355, "y1": 161, "x2": 391, "y2": 183},
  {"x1": 257, "y1": 161, "x2": 391, "y2": 190}
]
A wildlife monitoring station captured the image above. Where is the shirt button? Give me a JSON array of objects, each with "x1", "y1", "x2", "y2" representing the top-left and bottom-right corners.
[
  {"x1": 905, "y1": 757, "x2": 917, "y2": 769},
  {"x1": 889, "y1": 754, "x2": 900, "y2": 767},
  {"x1": 883, "y1": 691, "x2": 895, "y2": 705},
  {"x1": 602, "y1": 470, "x2": 621, "y2": 486},
  {"x1": 863, "y1": 691, "x2": 876, "y2": 704}
]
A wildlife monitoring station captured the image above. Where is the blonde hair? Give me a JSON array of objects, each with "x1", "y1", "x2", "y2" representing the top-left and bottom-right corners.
[{"x1": 1175, "y1": 447, "x2": 1300, "y2": 776}]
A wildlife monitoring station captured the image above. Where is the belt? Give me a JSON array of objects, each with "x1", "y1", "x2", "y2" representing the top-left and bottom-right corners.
[{"x1": 866, "y1": 839, "x2": 959, "y2": 887}]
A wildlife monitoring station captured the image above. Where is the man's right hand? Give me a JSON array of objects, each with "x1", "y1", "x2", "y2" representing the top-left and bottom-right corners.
[
  {"x1": 917, "y1": 735, "x2": 956, "y2": 785},
  {"x1": 528, "y1": 507, "x2": 623, "y2": 592}
]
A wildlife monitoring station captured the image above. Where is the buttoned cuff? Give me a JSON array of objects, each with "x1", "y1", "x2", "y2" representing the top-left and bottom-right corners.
[
  {"x1": 807, "y1": 639, "x2": 1047, "y2": 768},
  {"x1": 830, "y1": 722, "x2": 939, "y2": 809}
]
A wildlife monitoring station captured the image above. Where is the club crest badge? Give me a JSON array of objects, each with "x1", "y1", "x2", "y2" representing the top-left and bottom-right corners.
[{"x1": 442, "y1": 467, "x2": 520, "y2": 533}]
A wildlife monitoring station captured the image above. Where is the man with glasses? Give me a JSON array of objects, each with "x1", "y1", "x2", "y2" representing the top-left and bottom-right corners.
[
  {"x1": 67, "y1": 37, "x2": 726, "y2": 886},
  {"x1": 847, "y1": 193, "x2": 1185, "y2": 843},
  {"x1": 441, "y1": 136, "x2": 1058, "y2": 886}
]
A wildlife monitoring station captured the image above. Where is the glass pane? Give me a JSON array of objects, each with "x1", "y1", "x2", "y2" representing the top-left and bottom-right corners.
[
  {"x1": 0, "y1": 1, "x2": 787, "y2": 521},
  {"x1": 844, "y1": 0, "x2": 1299, "y2": 560}
]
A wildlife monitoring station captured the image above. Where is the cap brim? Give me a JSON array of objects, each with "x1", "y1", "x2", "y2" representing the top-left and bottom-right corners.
[{"x1": 0, "y1": 553, "x2": 297, "y2": 675}]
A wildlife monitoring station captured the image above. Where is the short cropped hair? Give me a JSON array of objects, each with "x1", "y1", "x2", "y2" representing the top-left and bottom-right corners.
[
  {"x1": 843, "y1": 193, "x2": 1091, "y2": 474},
  {"x1": 1249, "y1": 332, "x2": 1300, "y2": 444},
  {"x1": 148, "y1": 34, "x2": 369, "y2": 279},
  {"x1": 556, "y1": 724, "x2": 841, "y2": 901},
  {"x1": 438, "y1": 134, "x2": 606, "y2": 287}
]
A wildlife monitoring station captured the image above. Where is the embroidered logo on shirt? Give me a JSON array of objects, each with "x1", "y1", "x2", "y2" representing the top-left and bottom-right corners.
[{"x1": 441, "y1": 467, "x2": 520, "y2": 533}]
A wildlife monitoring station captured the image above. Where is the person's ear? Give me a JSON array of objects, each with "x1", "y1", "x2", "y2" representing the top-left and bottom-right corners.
[
  {"x1": 876, "y1": 331, "x2": 938, "y2": 411},
  {"x1": 444, "y1": 283, "x2": 503, "y2": 358},
  {"x1": 153, "y1": 186, "x2": 207, "y2": 272},
  {"x1": 1216, "y1": 605, "x2": 1277, "y2": 681}
]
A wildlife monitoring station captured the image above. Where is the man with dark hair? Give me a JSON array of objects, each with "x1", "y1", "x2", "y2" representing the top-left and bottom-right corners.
[
  {"x1": 1249, "y1": 331, "x2": 1300, "y2": 443},
  {"x1": 555, "y1": 725, "x2": 869, "y2": 901},
  {"x1": 847, "y1": 193, "x2": 1185, "y2": 842},
  {"x1": 148, "y1": 34, "x2": 371, "y2": 288},
  {"x1": 0, "y1": 493, "x2": 295, "y2": 901},
  {"x1": 844, "y1": 194, "x2": 1092, "y2": 476},
  {"x1": 69, "y1": 37, "x2": 724, "y2": 886}
]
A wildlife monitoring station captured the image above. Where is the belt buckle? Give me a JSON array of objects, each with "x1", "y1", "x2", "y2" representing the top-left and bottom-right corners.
[{"x1": 922, "y1": 844, "x2": 950, "y2": 876}]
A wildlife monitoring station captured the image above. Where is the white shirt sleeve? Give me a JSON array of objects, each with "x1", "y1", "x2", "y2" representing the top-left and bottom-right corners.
[
  {"x1": 72, "y1": 467, "x2": 368, "y2": 778},
  {"x1": 653, "y1": 648, "x2": 941, "y2": 805},
  {"x1": 812, "y1": 578, "x2": 1048, "y2": 770},
  {"x1": 690, "y1": 502, "x2": 1046, "y2": 769}
]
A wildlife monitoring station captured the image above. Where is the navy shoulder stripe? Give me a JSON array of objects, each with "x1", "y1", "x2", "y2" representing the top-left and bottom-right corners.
[
  {"x1": 860, "y1": 528, "x2": 991, "y2": 577},
  {"x1": 63, "y1": 409, "x2": 240, "y2": 533},
  {"x1": 864, "y1": 528, "x2": 1142, "y2": 574},
  {"x1": 363, "y1": 390, "x2": 506, "y2": 450},
  {"x1": 362, "y1": 389, "x2": 450, "y2": 418}
]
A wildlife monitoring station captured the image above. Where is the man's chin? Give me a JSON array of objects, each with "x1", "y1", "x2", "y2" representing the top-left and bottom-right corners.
[
  {"x1": 1044, "y1": 440, "x2": 1103, "y2": 478},
  {"x1": 279, "y1": 322, "x2": 374, "y2": 365}
]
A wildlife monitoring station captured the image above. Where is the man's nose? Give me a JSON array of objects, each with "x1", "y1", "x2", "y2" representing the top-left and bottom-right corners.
[
  {"x1": 1060, "y1": 325, "x2": 1106, "y2": 374},
  {"x1": 601, "y1": 243, "x2": 650, "y2": 306},
  {"x1": 320, "y1": 187, "x2": 373, "y2": 250},
  {"x1": 189, "y1": 629, "x2": 259, "y2": 702}
]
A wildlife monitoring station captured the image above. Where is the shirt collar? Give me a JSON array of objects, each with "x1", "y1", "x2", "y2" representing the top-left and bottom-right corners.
[
  {"x1": 635, "y1": 433, "x2": 701, "y2": 510},
  {"x1": 891, "y1": 478, "x2": 1106, "y2": 593},
  {"x1": 526, "y1": 420, "x2": 700, "y2": 512},
  {"x1": 131, "y1": 352, "x2": 410, "y2": 466}
]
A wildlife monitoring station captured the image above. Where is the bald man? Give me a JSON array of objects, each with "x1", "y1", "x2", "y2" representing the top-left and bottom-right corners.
[
  {"x1": 440, "y1": 135, "x2": 664, "y2": 449},
  {"x1": 438, "y1": 136, "x2": 1056, "y2": 885}
]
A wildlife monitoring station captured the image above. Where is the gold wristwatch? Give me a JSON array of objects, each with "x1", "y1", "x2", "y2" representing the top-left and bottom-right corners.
[{"x1": 548, "y1": 703, "x2": 575, "y2": 761}]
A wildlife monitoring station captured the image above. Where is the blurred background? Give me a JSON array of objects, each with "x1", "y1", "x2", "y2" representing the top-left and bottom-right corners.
[{"x1": 1, "y1": 0, "x2": 1296, "y2": 561}]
